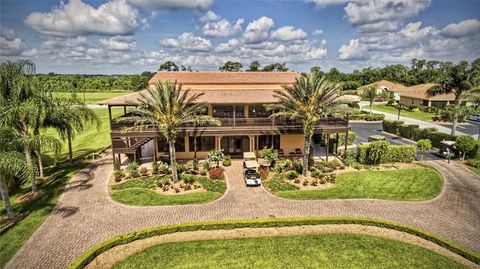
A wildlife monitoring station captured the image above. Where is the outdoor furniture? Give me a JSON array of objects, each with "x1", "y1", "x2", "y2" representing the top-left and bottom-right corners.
[
  {"x1": 295, "y1": 148, "x2": 303, "y2": 156},
  {"x1": 278, "y1": 149, "x2": 284, "y2": 157}
]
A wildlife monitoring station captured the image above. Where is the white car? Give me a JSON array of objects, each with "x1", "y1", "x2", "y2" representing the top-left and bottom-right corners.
[
  {"x1": 468, "y1": 115, "x2": 480, "y2": 122},
  {"x1": 243, "y1": 168, "x2": 262, "y2": 186}
]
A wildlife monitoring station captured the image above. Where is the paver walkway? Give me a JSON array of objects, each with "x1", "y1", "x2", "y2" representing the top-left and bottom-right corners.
[{"x1": 6, "y1": 156, "x2": 480, "y2": 269}]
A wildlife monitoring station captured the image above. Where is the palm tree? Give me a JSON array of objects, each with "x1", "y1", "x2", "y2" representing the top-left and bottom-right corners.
[
  {"x1": 0, "y1": 127, "x2": 28, "y2": 219},
  {"x1": 362, "y1": 85, "x2": 378, "y2": 114},
  {"x1": 267, "y1": 73, "x2": 342, "y2": 176},
  {"x1": 119, "y1": 81, "x2": 220, "y2": 182},
  {"x1": 427, "y1": 61, "x2": 480, "y2": 136},
  {"x1": 46, "y1": 96, "x2": 100, "y2": 164}
]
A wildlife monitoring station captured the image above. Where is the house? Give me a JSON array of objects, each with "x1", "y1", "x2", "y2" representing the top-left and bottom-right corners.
[
  {"x1": 99, "y1": 71, "x2": 350, "y2": 163},
  {"x1": 398, "y1": 83, "x2": 456, "y2": 108},
  {"x1": 358, "y1": 80, "x2": 410, "y2": 100}
]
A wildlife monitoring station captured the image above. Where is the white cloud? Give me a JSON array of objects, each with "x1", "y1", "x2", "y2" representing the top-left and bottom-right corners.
[
  {"x1": 160, "y1": 32, "x2": 212, "y2": 52},
  {"x1": 25, "y1": 0, "x2": 142, "y2": 37},
  {"x1": 243, "y1": 16, "x2": 275, "y2": 44},
  {"x1": 441, "y1": 19, "x2": 480, "y2": 38},
  {"x1": 200, "y1": 10, "x2": 222, "y2": 22},
  {"x1": 128, "y1": 0, "x2": 212, "y2": 10},
  {"x1": 271, "y1": 26, "x2": 307, "y2": 41},
  {"x1": 312, "y1": 29, "x2": 324, "y2": 35},
  {"x1": 0, "y1": 27, "x2": 37, "y2": 57},
  {"x1": 338, "y1": 39, "x2": 368, "y2": 60},
  {"x1": 215, "y1": 38, "x2": 240, "y2": 53},
  {"x1": 99, "y1": 36, "x2": 136, "y2": 51},
  {"x1": 306, "y1": 47, "x2": 328, "y2": 59},
  {"x1": 203, "y1": 18, "x2": 244, "y2": 37}
]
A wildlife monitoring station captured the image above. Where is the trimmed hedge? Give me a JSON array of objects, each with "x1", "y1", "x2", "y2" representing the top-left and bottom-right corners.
[
  {"x1": 350, "y1": 113, "x2": 385, "y2": 121},
  {"x1": 399, "y1": 124, "x2": 420, "y2": 139},
  {"x1": 426, "y1": 132, "x2": 457, "y2": 148},
  {"x1": 357, "y1": 143, "x2": 416, "y2": 164},
  {"x1": 329, "y1": 132, "x2": 356, "y2": 152},
  {"x1": 412, "y1": 127, "x2": 438, "y2": 141},
  {"x1": 68, "y1": 217, "x2": 480, "y2": 269},
  {"x1": 382, "y1": 120, "x2": 404, "y2": 135}
]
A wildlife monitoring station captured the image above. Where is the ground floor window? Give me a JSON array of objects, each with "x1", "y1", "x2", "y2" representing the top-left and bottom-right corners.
[
  {"x1": 256, "y1": 135, "x2": 280, "y2": 150},
  {"x1": 157, "y1": 136, "x2": 185, "y2": 152},
  {"x1": 189, "y1": 136, "x2": 215, "y2": 152}
]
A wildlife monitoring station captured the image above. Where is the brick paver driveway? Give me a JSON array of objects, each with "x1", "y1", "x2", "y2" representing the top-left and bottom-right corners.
[{"x1": 6, "y1": 156, "x2": 480, "y2": 268}]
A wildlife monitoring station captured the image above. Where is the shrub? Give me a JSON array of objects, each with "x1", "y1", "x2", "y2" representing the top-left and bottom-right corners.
[
  {"x1": 273, "y1": 159, "x2": 292, "y2": 173},
  {"x1": 260, "y1": 147, "x2": 278, "y2": 164},
  {"x1": 303, "y1": 179, "x2": 309, "y2": 186},
  {"x1": 382, "y1": 120, "x2": 404, "y2": 135},
  {"x1": 286, "y1": 170, "x2": 299, "y2": 180},
  {"x1": 207, "y1": 149, "x2": 225, "y2": 167},
  {"x1": 293, "y1": 178, "x2": 300, "y2": 184},
  {"x1": 330, "y1": 132, "x2": 356, "y2": 146},
  {"x1": 350, "y1": 113, "x2": 385, "y2": 121},
  {"x1": 385, "y1": 145, "x2": 417, "y2": 163},
  {"x1": 209, "y1": 167, "x2": 225, "y2": 180},
  {"x1": 426, "y1": 132, "x2": 457, "y2": 148},
  {"x1": 467, "y1": 158, "x2": 480, "y2": 168},
  {"x1": 417, "y1": 139, "x2": 432, "y2": 161},
  {"x1": 357, "y1": 143, "x2": 416, "y2": 164},
  {"x1": 368, "y1": 141, "x2": 390, "y2": 165},
  {"x1": 177, "y1": 164, "x2": 188, "y2": 174},
  {"x1": 399, "y1": 124, "x2": 419, "y2": 139},
  {"x1": 222, "y1": 156, "x2": 232, "y2": 166},
  {"x1": 311, "y1": 169, "x2": 324, "y2": 179},
  {"x1": 152, "y1": 161, "x2": 159, "y2": 175},
  {"x1": 203, "y1": 160, "x2": 210, "y2": 171},
  {"x1": 114, "y1": 170, "x2": 123, "y2": 182},
  {"x1": 357, "y1": 144, "x2": 369, "y2": 164},
  {"x1": 319, "y1": 178, "x2": 327, "y2": 184},
  {"x1": 343, "y1": 150, "x2": 357, "y2": 166},
  {"x1": 455, "y1": 135, "x2": 477, "y2": 160},
  {"x1": 192, "y1": 159, "x2": 199, "y2": 171},
  {"x1": 182, "y1": 174, "x2": 196, "y2": 184},
  {"x1": 113, "y1": 159, "x2": 121, "y2": 171},
  {"x1": 126, "y1": 162, "x2": 139, "y2": 178},
  {"x1": 292, "y1": 159, "x2": 304, "y2": 174},
  {"x1": 468, "y1": 142, "x2": 480, "y2": 159},
  {"x1": 328, "y1": 174, "x2": 337, "y2": 183},
  {"x1": 412, "y1": 127, "x2": 438, "y2": 141}
]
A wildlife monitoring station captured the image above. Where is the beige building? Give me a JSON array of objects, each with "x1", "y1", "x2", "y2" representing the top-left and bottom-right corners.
[
  {"x1": 99, "y1": 72, "x2": 350, "y2": 162},
  {"x1": 398, "y1": 83, "x2": 456, "y2": 108}
]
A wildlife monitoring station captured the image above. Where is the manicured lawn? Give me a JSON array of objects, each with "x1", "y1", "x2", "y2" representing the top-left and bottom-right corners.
[
  {"x1": 111, "y1": 177, "x2": 226, "y2": 206},
  {"x1": 369, "y1": 104, "x2": 435, "y2": 122},
  {"x1": 113, "y1": 233, "x2": 466, "y2": 269},
  {"x1": 0, "y1": 162, "x2": 89, "y2": 268},
  {"x1": 467, "y1": 165, "x2": 480, "y2": 176},
  {"x1": 53, "y1": 91, "x2": 131, "y2": 105},
  {"x1": 42, "y1": 107, "x2": 122, "y2": 165},
  {"x1": 272, "y1": 167, "x2": 443, "y2": 201}
]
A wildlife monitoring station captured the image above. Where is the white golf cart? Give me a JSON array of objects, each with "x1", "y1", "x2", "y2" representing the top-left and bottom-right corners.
[{"x1": 243, "y1": 152, "x2": 261, "y2": 186}]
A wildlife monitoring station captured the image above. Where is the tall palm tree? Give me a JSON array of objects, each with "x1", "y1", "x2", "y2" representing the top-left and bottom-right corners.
[
  {"x1": 362, "y1": 85, "x2": 378, "y2": 114},
  {"x1": 46, "y1": 96, "x2": 100, "y2": 164},
  {"x1": 427, "y1": 61, "x2": 480, "y2": 136},
  {"x1": 0, "y1": 127, "x2": 28, "y2": 219},
  {"x1": 267, "y1": 73, "x2": 342, "y2": 176},
  {"x1": 119, "y1": 81, "x2": 220, "y2": 182}
]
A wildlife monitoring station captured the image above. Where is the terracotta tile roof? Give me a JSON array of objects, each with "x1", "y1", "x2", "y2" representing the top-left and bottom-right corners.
[
  {"x1": 148, "y1": 71, "x2": 300, "y2": 85},
  {"x1": 400, "y1": 83, "x2": 456, "y2": 101},
  {"x1": 360, "y1": 80, "x2": 410, "y2": 93}
]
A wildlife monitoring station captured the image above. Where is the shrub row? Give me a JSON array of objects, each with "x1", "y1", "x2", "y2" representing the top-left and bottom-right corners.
[
  {"x1": 330, "y1": 132, "x2": 356, "y2": 146},
  {"x1": 69, "y1": 217, "x2": 480, "y2": 269},
  {"x1": 350, "y1": 113, "x2": 385, "y2": 121},
  {"x1": 382, "y1": 120, "x2": 457, "y2": 147},
  {"x1": 357, "y1": 143, "x2": 416, "y2": 164}
]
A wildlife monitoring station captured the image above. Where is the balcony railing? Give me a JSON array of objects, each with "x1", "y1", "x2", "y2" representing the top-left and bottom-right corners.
[{"x1": 111, "y1": 116, "x2": 348, "y2": 132}]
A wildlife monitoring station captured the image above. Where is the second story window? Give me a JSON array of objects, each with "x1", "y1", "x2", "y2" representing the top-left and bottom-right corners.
[
  {"x1": 212, "y1": 105, "x2": 245, "y2": 118},
  {"x1": 249, "y1": 105, "x2": 271, "y2": 118}
]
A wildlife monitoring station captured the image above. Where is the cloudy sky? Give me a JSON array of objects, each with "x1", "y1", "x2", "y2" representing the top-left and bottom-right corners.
[{"x1": 1, "y1": 0, "x2": 479, "y2": 74}]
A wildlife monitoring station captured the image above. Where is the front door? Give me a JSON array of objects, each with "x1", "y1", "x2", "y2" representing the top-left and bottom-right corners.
[{"x1": 221, "y1": 136, "x2": 249, "y2": 156}]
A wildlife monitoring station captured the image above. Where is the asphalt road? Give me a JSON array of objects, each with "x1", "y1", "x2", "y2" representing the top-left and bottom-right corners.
[{"x1": 350, "y1": 121, "x2": 441, "y2": 161}]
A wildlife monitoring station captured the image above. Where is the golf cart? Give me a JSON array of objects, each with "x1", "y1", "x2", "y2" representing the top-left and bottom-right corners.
[
  {"x1": 436, "y1": 140, "x2": 460, "y2": 159},
  {"x1": 368, "y1": 135, "x2": 386, "y2": 142},
  {"x1": 243, "y1": 152, "x2": 261, "y2": 186}
]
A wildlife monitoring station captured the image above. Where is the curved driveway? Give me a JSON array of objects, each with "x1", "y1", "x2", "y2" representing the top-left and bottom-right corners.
[{"x1": 6, "y1": 156, "x2": 480, "y2": 269}]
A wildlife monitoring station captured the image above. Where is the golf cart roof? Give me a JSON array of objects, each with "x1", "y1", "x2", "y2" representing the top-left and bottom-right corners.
[
  {"x1": 244, "y1": 160, "x2": 260, "y2": 168},
  {"x1": 368, "y1": 135, "x2": 386, "y2": 140},
  {"x1": 243, "y1": 152, "x2": 256, "y2": 160},
  {"x1": 441, "y1": 140, "x2": 456, "y2": 146}
]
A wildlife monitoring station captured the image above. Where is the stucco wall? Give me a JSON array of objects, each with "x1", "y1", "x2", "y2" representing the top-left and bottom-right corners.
[
  {"x1": 400, "y1": 96, "x2": 423, "y2": 107},
  {"x1": 280, "y1": 134, "x2": 305, "y2": 156}
]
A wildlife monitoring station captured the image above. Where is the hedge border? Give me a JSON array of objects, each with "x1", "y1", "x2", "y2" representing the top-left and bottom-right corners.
[{"x1": 68, "y1": 217, "x2": 480, "y2": 268}]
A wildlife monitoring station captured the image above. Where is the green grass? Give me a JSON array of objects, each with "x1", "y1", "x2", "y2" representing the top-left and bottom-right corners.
[
  {"x1": 42, "y1": 107, "x2": 122, "y2": 165},
  {"x1": 466, "y1": 165, "x2": 480, "y2": 176},
  {"x1": 53, "y1": 91, "x2": 131, "y2": 105},
  {"x1": 274, "y1": 167, "x2": 443, "y2": 201},
  {"x1": 113, "y1": 233, "x2": 466, "y2": 269},
  {"x1": 111, "y1": 177, "x2": 226, "y2": 206},
  {"x1": 369, "y1": 104, "x2": 435, "y2": 122},
  {"x1": 0, "y1": 162, "x2": 90, "y2": 268},
  {"x1": 264, "y1": 174, "x2": 299, "y2": 192}
]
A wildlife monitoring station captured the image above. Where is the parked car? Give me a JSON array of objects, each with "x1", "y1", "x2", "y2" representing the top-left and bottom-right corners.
[
  {"x1": 368, "y1": 135, "x2": 386, "y2": 142},
  {"x1": 468, "y1": 115, "x2": 480, "y2": 122},
  {"x1": 436, "y1": 141, "x2": 460, "y2": 159}
]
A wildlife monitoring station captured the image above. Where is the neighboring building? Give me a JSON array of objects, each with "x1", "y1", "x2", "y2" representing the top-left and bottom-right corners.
[
  {"x1": 99, "y1": 71, "x2": 350, "y2": 162},
  {"x1": 399, "y1": 83, "x2": 456, "y2": 108},
  {"x1": 358, "y1": 80, "x2": 410, "y2": 100}
]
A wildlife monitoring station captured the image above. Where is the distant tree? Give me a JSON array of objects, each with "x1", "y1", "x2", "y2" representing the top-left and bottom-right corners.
[
  {"x1": 310, "y1": 66, "x2": 323, "y2": 75},
  {"x1": 427, "y1": 61, "x2": 480, "y2": 135},
  {"x1": 417, "y1": 139, "x2": 432, "y2": 161},
  {"x1": 159, "y1": 61, "x2": 179, "y2": 71},
  {"x1": 219, "y1": 61, "x2": 243, "y2": 72},
  {"x1": 362, "y1": 85, "x2": 378, "y2": 114},
  {"x1": 247, "y1": 61, "x2": 261, "y2": 72},
  {"x1": 262, "y1": 63, "x2": 288, "y2": 72}
]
